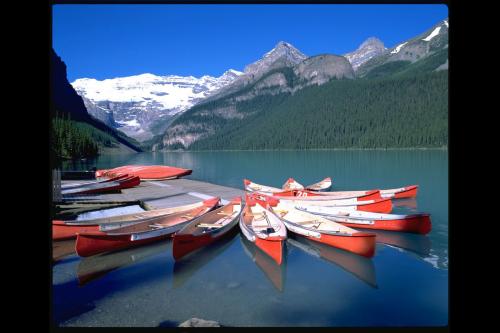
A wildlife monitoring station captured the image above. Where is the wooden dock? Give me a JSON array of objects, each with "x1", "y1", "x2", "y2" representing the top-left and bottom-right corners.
[{"x1": 60, "y1": 178, "x2": 245, "y2": 209}]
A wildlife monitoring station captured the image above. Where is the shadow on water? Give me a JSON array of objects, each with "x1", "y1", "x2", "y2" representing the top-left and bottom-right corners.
[
  {"x1": 240, "y1": 235, "x2": 287, "y2": 292},
  {"x1": 172, "y1": 228, "x2": 239, "y2": 289},
  {"x1": 286, "y1": 234, "x2": 378, "y2": 289},
  {"x1": 76, "y1": 241, "x2": 170, "y2": 286}
]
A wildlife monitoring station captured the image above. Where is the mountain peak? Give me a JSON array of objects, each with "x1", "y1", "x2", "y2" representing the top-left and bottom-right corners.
[
  {"x1": 359, "y1": 37, "x2": 385, "y2": 50},
  {"x1": 244, "y1": 41, "x2": 307, "y2": 76},
  {"x1": 344, "y1": 37, "x2": 387, "y2": 70},
  {"x1": 264, "y1": 41, "x2": 306, "y2": 59}
]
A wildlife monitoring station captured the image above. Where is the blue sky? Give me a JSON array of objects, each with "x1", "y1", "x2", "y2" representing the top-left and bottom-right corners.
[{"x1": 52, "y1": 4, "x2": 448, "y2": 82}]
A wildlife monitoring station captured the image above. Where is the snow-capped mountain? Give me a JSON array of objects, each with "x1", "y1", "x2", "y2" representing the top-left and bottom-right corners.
[
  {"x1": 71, "y1": 69, "x2": 243, "y2": 141},
  {"x1": 344, "y1": 37, "x2": 386, "y2": 70},
  {"x1": 387, "y1": 18, "x2": 448, "y2": 61}
]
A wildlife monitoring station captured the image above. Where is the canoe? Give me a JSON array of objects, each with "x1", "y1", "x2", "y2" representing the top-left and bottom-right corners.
[
  {"x1": 311, "y1": 185, "x2": 419, "y2": 199},
  {"x1": 252, "y1": 194, "x2": 376, "y2": 257},
  {"x1": 245, "y1": 179, "x2": 381, "y2": 201},
  {"x1": 172, "y1": 197, "x2": 243, "y2": 260},
  {"x1": 282, "y1": 177, "x2": 333, "y2": 192},
  {"x1": 268, "y1": 189, "x2": 381, "y2": 201},
  {"x1": 96, "y1": 165, "x2": 192, "y2": 180},
  {"x1": 61, "y1": 174, "x2": 129, "y2": 190},
  {"x1": 293, "y1": 206, "x2": 431, "y2": 234},
  {"x1": 243, "y1": 179, "x2": 283, "y2": 193},
  {"x1": 304, "y1": 177, "x2": 333, "y2": 191},
  {"x1": 247, "y1": 178, "x2": 416, "y2": 200},
  {"x1": 52, "y1": 197, "x2": 221, "y2": 241},
  {"x1": 239, "y1": 194, "x2": 287, "y2": 265},
  {"x1": 282, "y1": 178, "x2": 305, "y2": 191},
  {"x1": 250, "y1": 192, "x2": 393, "y2": 214},
  {"x1": 74, "y1": 198, "x2": 220, "y2": 257},
  {"x1": 62, "y1": 175, "x2": 140, "y2": 195}
]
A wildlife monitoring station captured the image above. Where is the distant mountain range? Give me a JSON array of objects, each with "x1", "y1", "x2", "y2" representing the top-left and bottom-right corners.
[
  {"x1": 155, "y1": 17, "x2": 448, "y2": 150},
  {"x1": 72, "y1": 70, "x2": 243, "y2": 141},
  {"x1": 68, "y1": 17, "x2": 448, "y2": 149}
]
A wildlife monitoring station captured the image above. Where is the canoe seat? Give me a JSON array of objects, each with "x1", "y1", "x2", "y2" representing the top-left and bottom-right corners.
[
  {"x1": 217, "y1": 212, "x2": 233, "y2": 216},
  {"x1": 299, "y1": 221, "x2": 322, "y2": 228},
  {"x1": 196, "y1": 223, "x2": 223, "y2": 228},
  {"x1": 149, "y1": 223, "x2": 166, "y2": 229}
]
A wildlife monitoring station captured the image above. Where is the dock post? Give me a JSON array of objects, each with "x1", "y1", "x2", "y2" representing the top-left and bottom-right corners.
[{"x1": 53, "y1": 169, "x2": 62, "y2": 202}]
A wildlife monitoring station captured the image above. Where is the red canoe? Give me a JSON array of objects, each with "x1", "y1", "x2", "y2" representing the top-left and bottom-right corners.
[
  {"x1": 245, "y1": 179, "x2": 381, "y2": 201},
  {"x1": 239, "y1": 194, "x2": 287, "y2": 265},
  {"x1": 172, "y1": 197, "x2": 243, "y2": 260},
  {"x1": 75, "y1": 198, "x2": 220, "y2": 257},
  {"x1": 271, "y1": 189, "x2": 381, "y2": 201},
  {"x1": 52, "y1": 197, "x2": 220, "y2": 241},
  {"x1": 61, "y1": 174, "x2": 129, "y2": 190},
  {"x1": 62, "y1": 175, "x2": 140, "y2": 195},
  {"x1": 251, "y1": 194, "x2": 376, "y2": 258},
  {"x1": 250, "y1": 192, "x2": 393, "y2": 214},
  {"x1": 293, "y1": 206, "x2": 431, "y2": 234},
  {"x1": 96, "y1": 165, "x2": 192, "y2": 180},
  {"x1": 282, "y1": 177, "x2": 333, "y2": 192},
  {"x1": 246, "y1": 178, "x2": 418, "y2": 200}
]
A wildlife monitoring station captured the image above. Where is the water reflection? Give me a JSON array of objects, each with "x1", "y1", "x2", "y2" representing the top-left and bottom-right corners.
[
  {"x1": 371, "y1": 229, "x2": 431, "y2": 256},
  {"x1": 172, "y1": 229, "x2": 239, "y2": 289},
  {"x1": 76, "y1": 241, "x2": 170, "y2": 286},
  {"x1": 392, "y1": 198, "x2": 418, "y2": 210},
  {"x1": 52, "y1": 240, "x2": 76, "y2": 263},
  {"x1": 286, "y1": 235, "x2": 377, "y2": 288},
  {"x1": 240, "y1": 235, "x2": 287, "y2": 292}
]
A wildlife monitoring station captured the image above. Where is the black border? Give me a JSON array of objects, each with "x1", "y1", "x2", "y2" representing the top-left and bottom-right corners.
[{"x1": 45, "y1": 1, "x2": 459, "y2": 332}]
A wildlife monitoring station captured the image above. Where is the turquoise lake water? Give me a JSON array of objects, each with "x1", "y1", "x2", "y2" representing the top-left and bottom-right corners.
[{"x1": 53, "y1": 150, "x2": 448, "y2": 327}]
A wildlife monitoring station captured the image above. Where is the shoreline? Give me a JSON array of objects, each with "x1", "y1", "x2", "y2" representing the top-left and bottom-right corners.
[{"x1": 152, "y1": 147, "x2": 449, "y2": 153}]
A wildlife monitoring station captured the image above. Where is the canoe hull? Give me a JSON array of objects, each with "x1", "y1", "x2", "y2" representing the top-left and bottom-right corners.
[
  {"x1": 357, "y1": 198, "x2": 393, "y2": 214},
  {"x1": 52, "y1": 221, "x2": 100, "y2": 241},
  {"x1": 338, "y1": 214, "x2": 431, "y2": 234},
  {"x1": 97, "y1": 165, "x2": 192, "y2": 181},
  {"x1": 303, "y1": 232, "x2": 376, "y2": 258},
  {"x1": 255, "y1": 236, "x2": 284, "y2": 265},
  {"x1": 173, "y1": 233, "x2": 215, "y2": 260},
  {"x1": 75, "y1": 231, "x2": 171, "y2": 257}
]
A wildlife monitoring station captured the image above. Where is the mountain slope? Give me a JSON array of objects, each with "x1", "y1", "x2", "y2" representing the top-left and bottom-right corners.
[
  {"x1": 344, "y1": 37, "x2": 387, "y2": 70},
  {"x1": 155, "y1": 17, "x2": 448, "y2": 151},
  {"x1": 51, "y1": 49, "x2": 142, "y2": 157},
  {"x1": 356, "y1": 18, "x2": 448, "y2": 77},
  {"x1": 157, "y1": 44, "x2": 355, "y2": 150},
  {"x1": 71, "y1": 70, "x2": 243, "y2": 141},
  {"x1": 187, "y1": 69, "x2": 447, "y2": 150}
]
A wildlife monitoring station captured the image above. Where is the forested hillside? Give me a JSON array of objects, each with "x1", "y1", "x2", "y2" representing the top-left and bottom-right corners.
[{"x1": 165, "y1": 67, "x2": 447, "y2": 150}]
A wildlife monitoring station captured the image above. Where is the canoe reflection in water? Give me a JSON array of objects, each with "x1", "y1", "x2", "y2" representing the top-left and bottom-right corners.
[
  {"x1": 52, "y1": 239, "x2": 77, "y2": 263},
  {"x1": 240, "y1": 235, "x2": 287, "y2": 292},
  {"x1": 172, "y1": 227, "x2": 239, "y2": 289},
  {"x1": 76, "y1": 241, "x2": 170, "y2": 286},
  {"x1": 392, "y1": 197, "x2": 418, "y2": 211},
  {"x1": 369, "y1": 229, "x2": 431, "y2": 257},
  {"x1": 286, "y1": 234, "x2": 377, "y2": 289}
]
